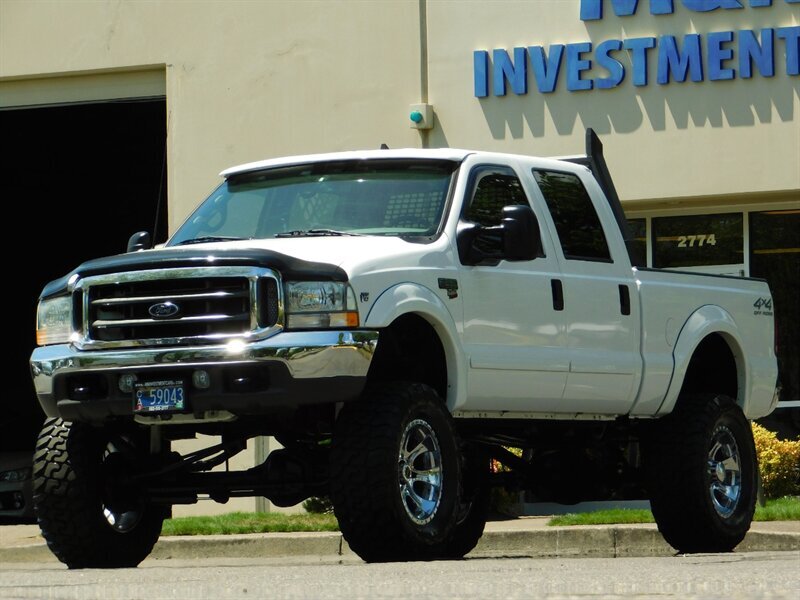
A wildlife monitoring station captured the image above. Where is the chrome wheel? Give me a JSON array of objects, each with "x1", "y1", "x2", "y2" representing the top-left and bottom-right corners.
[
  {"x1": 398, "y1": 418, "x2": 443, "y2": 525},
  {"x1": 707, "y1": 425, "x2": 741, "y2": 519}
]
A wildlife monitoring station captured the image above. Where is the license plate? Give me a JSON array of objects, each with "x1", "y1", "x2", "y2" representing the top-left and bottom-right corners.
[{"x1": 134, "y1": 380, "x2": 186, "y2": 413}]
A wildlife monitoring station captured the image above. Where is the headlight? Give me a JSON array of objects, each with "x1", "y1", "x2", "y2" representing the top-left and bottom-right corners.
[
  {"x1": 36, "y1": 295, "x2": 73, "y2": 345},
  {"x1": 284, "y1": 281, "x2": 359, "y2": 329}
]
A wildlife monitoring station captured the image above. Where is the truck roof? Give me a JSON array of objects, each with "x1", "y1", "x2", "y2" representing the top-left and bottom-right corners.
[
  {"x1": 218, "y1": 130, "x2": 641, "y2": 267},
  {"x1": 220, "y1": 148, "x2": 476, "y2": 178}
]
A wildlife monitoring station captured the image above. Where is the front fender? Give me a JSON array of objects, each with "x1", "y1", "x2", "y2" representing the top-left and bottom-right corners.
[
  {"x1": 364, "y1": 283, "x2": 465, "y2": 411},
  {"x1": 657, "y1": 305, "x2": 746, "y2": 415}
]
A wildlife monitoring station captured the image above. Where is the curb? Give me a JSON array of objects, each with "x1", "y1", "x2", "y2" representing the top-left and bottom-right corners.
[
  {"x1": 151, "y1": 531, "x2": 346, "y2": 561},
  {"x1": 1, "y1": 527, "x2": 798, "y2": 564},
  {"x1": 468, "y1": 528, "x2": 800, "y2": 558}
]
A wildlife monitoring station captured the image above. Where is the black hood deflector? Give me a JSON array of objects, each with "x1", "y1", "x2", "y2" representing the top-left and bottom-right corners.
[{"x1": 40, "y1": 247, "x2": 347, "y2": 299}]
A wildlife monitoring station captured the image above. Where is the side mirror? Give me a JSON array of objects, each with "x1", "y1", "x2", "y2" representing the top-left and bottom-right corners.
[
  {"x1": 127, "y1": 231, "x2": 152, "y2": 253},
  {"x1": 456, "y1": 222, "x2": 501, "y2": 266},
  {"x1": 502, "y1": 205, "x2": 542, "y2": 261},
  {"x1": 457, "y1": 205, "x2": 543, "y2": 266}
]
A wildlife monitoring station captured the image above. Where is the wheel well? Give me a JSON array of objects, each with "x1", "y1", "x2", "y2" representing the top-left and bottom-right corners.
[
  {"x1": 678, "y1": 333, "x2": 739, "y2": 405},
  {"x1": 367, "y1": 313, "x2": 448, "y2": 400}
]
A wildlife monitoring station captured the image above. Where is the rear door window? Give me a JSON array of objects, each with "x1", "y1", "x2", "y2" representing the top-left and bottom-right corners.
[{"x1": 533, "y1": 169, "x2": 611, "y2": 262}]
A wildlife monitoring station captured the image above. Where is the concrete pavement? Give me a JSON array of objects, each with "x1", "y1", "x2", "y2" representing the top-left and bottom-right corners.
[{"x1": 2, "y1": 518, "x2": 799, "y2": 564}]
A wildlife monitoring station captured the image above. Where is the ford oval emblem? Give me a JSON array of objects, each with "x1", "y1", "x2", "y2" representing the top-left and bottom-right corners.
[{"x1": 148, "y1": 301, "x2": 180, "y2": 319}]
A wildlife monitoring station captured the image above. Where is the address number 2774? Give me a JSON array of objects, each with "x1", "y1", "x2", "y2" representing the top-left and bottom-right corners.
[{"x1": 677, "y1": 234, "x2": 717, "y2": 248}]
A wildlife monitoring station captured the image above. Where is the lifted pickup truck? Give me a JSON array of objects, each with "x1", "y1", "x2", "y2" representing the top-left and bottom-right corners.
[{"x1": 30, "y1": 131, "x2": 778, "y2": 567}]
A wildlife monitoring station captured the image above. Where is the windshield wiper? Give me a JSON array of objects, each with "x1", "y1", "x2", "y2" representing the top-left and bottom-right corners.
[
  {"x1": 175, "y1": 236, "x2": 249, "y2": 246},
  {"x1": 275, "y1": 229, "x2": 364, "y2": 238}
]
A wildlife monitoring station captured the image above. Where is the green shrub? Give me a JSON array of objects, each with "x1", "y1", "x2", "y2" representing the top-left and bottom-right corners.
[{"x1": 752, "y1": 423, "x2": 800, "y2": 499}]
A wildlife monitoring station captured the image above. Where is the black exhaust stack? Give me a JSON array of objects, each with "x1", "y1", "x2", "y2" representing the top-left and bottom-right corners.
[{"x1": 565, "y1": 129, "x2": 646, "y2": 268}]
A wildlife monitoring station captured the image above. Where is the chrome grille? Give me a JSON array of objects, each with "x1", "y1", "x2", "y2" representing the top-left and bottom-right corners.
[{"x1": 77, "y1": 267, "x2": 281, "y2": 349}]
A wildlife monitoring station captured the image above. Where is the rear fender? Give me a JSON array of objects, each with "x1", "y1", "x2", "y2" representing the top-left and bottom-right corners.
[{"x1": 658, "y1": 305, "x2": 746, "y2": 415}]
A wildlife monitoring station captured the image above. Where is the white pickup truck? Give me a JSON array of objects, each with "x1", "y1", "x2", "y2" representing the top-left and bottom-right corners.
[{"x1": 30, "y1": 130, "x2": 778, "y2": 567}]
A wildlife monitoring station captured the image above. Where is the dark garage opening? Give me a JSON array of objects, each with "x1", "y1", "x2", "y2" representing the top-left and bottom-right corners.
[{"x1": 0, "y1": 98, "x2": 167, "y2": 453}]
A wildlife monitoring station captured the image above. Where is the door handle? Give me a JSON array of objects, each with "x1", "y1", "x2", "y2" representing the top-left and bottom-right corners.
[
  {"x1": 619, "y1": 284, "x2": 631, "y2": 316},
  {"x1": 551, "y1": 279, "x2": 564, "y2": 311}
]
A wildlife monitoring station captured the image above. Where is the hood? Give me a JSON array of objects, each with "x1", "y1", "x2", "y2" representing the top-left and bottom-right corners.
[
  {"x1": 39, "y1": 235, "x2": 439, "y2": 299},
  {"x1": 187, "y1": 236, "x2": 437, "y2": 275}
]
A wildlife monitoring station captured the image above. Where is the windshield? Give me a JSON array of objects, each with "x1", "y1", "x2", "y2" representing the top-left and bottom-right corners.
[{"x1": 168, "y1": 159, "x2": 459, "y2": 245}]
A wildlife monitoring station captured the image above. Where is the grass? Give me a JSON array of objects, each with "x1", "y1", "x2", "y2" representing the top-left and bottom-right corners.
[
  {"x1": 754, "y1": 496, "x2": 800, "y2": 521},
  {"x1": 547, "y1": 496, "x2": 800, "y2": 526},
  {"x1": 160, "y1": 511, "x2": 339, "y2": 536},
  {"x1": 158, "y1": 497, "x2": 800, "y2": 536},
  {"x1": 547, "y1": 509, "x2": 655, "y2": 527}
]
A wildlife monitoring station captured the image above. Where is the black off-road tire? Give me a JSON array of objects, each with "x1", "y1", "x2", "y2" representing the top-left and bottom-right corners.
[
  {"x1": 330, "y1": 382, "x2": 463, "y2": 562},
  {"x1": 644, "y1": 394, "x2": 757, "y2": 553},
  {"x1": 427, "y1": 450, "x2": 490, "y2": 559},
  {"x1": 33, "y1": 418, "x2": 165, "y2": 568},
  {"x1": 429, "y1": 486, "x2": 489, "y2": 559}
]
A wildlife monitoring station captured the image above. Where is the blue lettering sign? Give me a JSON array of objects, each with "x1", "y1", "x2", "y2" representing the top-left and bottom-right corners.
[
  {"x1": 596, "y1": 40, "x2": 626, "y2": 88},
  {"x1": 528, "y1": 45, "x2": 565, "y2": 93},
  {"x1": 657, "y1": 34, "x2": 704, "y2": 83},
  {"x1": 624, "y1": 37, "x2": 657, "y2": 85},
  {"x1": 493, "y1": 48, "x2": 528, "y2": 96},
  {"x1": 566, "y1": 43, "x2": 594, "y2": 90},
  {"x1": 581, "y1": 0, "x2": 797, "y2": 19},
  {"x1": 474, "y1": 50, "x2": 489, "y2": 97},
  {"x1": 776, "y1": 26, "x2": 800, "y2": 75},
  {"x1": 739, "y1": 29, "x2": 775, "y2": 77},
  {"x1": 682, "y1": 0, "x2": 743, "y2": 12},
  {"x1": 473, "y1": 2, "x2": 798, "y2": 97},
  {"x1": 708, "y1": 30, "x2": 736, "y2": 79},
  {"x1": 581, "y1": 0, "x2": 674, "y2": 20}
]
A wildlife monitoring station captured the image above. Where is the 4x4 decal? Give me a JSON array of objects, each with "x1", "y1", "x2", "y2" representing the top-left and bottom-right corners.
[{"x1": 754, "y1": 297, "x2": 773, "y2": 316}]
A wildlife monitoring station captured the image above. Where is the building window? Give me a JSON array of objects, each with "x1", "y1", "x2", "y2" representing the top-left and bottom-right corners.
[
  {"x1": 533, "y1": 170, "x2": 611, "y2": 262},
  {"x1": 750, "y1": 210, "x2": 799, "y2": 404},
  {"x1": 652, "y1": 213, "x2": 744, "y2": 268},
  {"x1": 627, "y1": 218, "x2": 647, "y2": 266}
]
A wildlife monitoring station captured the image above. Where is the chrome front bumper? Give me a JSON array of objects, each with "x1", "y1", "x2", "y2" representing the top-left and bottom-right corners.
[{"x1": 30, "y1": 330, "x2": 379, "y2": 421}]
